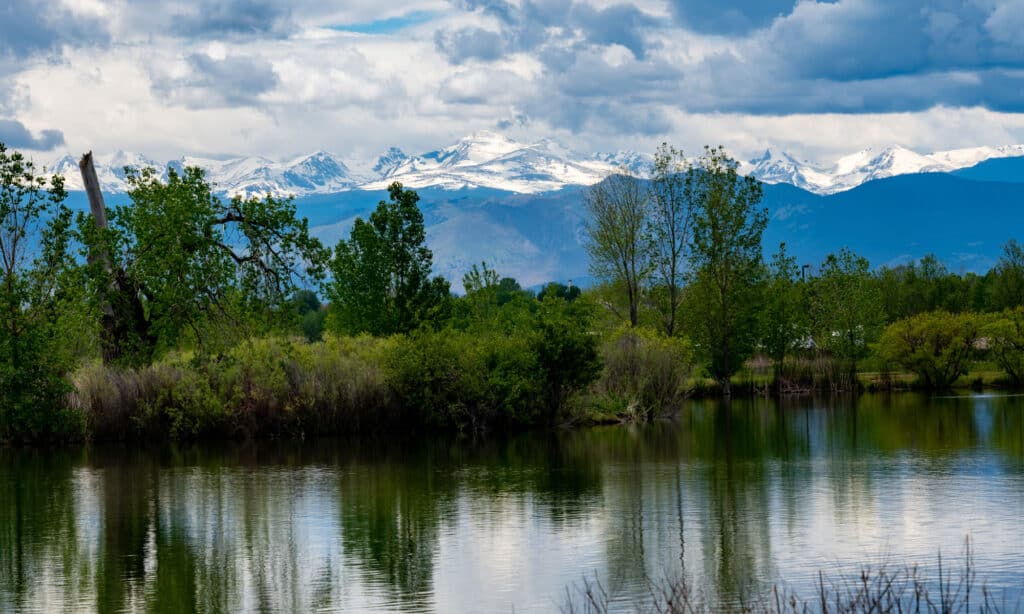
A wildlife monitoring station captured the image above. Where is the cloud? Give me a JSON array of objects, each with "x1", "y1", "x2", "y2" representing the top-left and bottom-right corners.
[
  {"x1": 0, "y1": 119, "x2": 65, "y2": 150},
  {"x1": 167, "y1": 0, "x2": 293, "y2": 38},
  {"x1": 435, "y1": 27, "x2": 507, "y2": 64},
  {"x1": 150, "y1": 52, "x2": 281, "y2": 108},
  {"x1": 435, "y1": 0, "x2": 662, "y2": 65},
  {"x1": 0, "y1": 0, "x2": 108, "y2": 61}
]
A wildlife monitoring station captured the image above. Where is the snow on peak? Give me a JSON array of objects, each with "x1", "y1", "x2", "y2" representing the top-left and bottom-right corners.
[
  {"x1": 748, "y1": 142, "x2": 1024, "y2": 194},
  {"x1": 32, "y1": 135, "x2": 1024, "y2": 198},
  {"x1": 373, "y1": 147, "x2": 408, "y2": 177}
]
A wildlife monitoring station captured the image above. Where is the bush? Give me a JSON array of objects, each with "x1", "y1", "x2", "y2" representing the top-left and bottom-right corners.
[
  {"x1": 984, "y1": 306, "x2": 1024, "y2": 387},
  {"x1": 876, "y1": 311, "x2": 983, "y2": 389},
  {"x1": 71, "y1": 335, "x2": 395, "y2": 440},
  {"x1": 593, "y1": 326, "x2": 693, "y2": 420},
  {"x1": 388, "y1": 328, "x2": 541, "y2": 431}
]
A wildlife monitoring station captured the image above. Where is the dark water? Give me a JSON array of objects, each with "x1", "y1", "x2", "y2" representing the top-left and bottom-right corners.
[{"x1": 1, "y1": 394, "x2": 1022, "y2": 613}]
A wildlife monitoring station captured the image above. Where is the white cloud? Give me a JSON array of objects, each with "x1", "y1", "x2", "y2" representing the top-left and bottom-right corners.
[{"x1": 1, "y1": 0, "x2": 1023, "y2": 164}]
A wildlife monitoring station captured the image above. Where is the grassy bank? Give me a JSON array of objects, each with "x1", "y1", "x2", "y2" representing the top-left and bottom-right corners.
[{"x1": 65, "y1": 327, "x2": 1024, "y2": 443}]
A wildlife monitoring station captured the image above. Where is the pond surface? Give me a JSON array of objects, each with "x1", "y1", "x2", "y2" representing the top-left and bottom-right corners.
[{"x1": 1, "y1": 394, "x2": 1022, "y2": 613}]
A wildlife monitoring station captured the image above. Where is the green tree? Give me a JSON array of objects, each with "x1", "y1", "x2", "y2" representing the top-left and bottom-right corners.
[
  {"x1": 810, "y1": 248, "x2": 885, "y2": 382},
  {"x1": 686, "y1": 146, "x2": 767, "y2": 396},
  {"x1": 647, "y1": 143, "x2": 695, "y2": 337},
  {"x1": 292, "y1": 289, "x2": 325, "y2": 342},
  {"x1": 537, "y1": 282, "x2": 581, "y2": 302},
  {"x1": 0, "y1": 143, "x2": 82, "y2": 440},
  {"x1": 326, "y1": 182, "x2": 450, "y2": 335},
  {"x1": 583, "y1": 173, "x2": 651, "y2": 327},
  {"x1": 876, "y1": 311, "x2": 982, "y2": 389},
  {"x1": 460, "y1": 261, "x2": 502, "y2": 323},
  {"x1": 985, "y1": 306, "x2": 1024, "y2": 386},
  {"x1": 760, "y1": 243, "x2": 807, "y2": 388},
  {"x1": 80, "y1": 166, "x2": 329, "y2": 364},
  {"x1": 990, "y1": 239, "x2": 1024, "y2": 310},
  {"x1": 531, "y1": 294, "x2": 601, "y2": 421}
]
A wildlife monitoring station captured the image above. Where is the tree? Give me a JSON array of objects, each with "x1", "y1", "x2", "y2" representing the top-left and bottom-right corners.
[
  {"x1": 648, "y1": 143, "x2": 695, "y2": 337},
  {"x1": 537, "y1": 282, "x2": 581, "y2": 302},
  {"x1": 583, "y1": 172, "x2": 650, "y2": 327},
  {"x1": 0, "y1": 143, "x2": 82, "y2": 440},
  {"x1": 292, "y1": 289, "x2": 325, "y2": 342},
  {"x1": 326, "y1": 182, "x2": 450, "y2": 335},
  {"x1": 80, "y1": 166, "x2": 329, "y2": 364},
  {"x1": 760, "y1": 243, "x2": 807, "y2": 388},
  {"x1": 686, "y1": 146, "x2": 767, "y2": 396},
  {"x1": 876, "y1": 311, "x2": 982, "y2": 389},
  {"x1": 985, "y1": 306, "x2": 1024, "y2": 386},
  {"x1": 990, "y1": 239, "x2": 1024, "y2": 310},
  {"x1": 809, "y1": 248, "x2": 885, "y2": 382}
]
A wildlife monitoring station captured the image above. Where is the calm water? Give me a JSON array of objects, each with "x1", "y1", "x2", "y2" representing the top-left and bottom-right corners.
[{"x1": 1, "y1": 394, "x2": 1022, "y2": 613}]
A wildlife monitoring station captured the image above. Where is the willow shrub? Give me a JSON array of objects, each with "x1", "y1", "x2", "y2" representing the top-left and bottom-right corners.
[
  {"x1": 590, "y1": 326, "x2": 694, "y2": 420},
  {"x1": 876, "y1": 311, "x2": 983, "y2": 389},
  {"x1": 984, "y1": 306, "x2": 1024, "y2": 387},
  {"x1": 388, "y1": 328, "x2": 542, "y2": 431}
]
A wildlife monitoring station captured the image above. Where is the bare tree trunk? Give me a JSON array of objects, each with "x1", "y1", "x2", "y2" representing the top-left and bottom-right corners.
[{"x1": 79, "y1": 152, "x2": 121, "y2": 363}]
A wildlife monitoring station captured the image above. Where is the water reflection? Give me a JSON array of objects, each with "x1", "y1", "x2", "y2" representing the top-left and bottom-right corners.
[{"x1": 0, "y1": 394, "x2": 1021, "y2": 612}]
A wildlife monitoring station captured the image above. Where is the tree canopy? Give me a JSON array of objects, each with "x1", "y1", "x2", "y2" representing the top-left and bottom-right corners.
[{"x1": 326, "y1": 182, "x2": 450, "y2": 336}]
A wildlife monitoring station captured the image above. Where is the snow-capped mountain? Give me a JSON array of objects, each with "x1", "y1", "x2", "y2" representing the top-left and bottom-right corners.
[
  {"x1": 743, "y1": 144, "x2": 1024, "y2": 195},
  {"x1": 40, "y1": 134, "x2": 1024, "y2": 198},
  {"x1": 359, "y1": 131, "x2": 644, "y2": 193},
  {"x1": 46, "y1": 150, "x2": 362, "y2": 197}
]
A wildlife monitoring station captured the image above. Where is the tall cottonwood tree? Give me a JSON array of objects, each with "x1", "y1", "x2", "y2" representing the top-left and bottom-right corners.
[
  {"x1": 584, "y1": 172, "x2": 650, "y2": 327},
  {"x1": 80, "y1": 166, "x2": 329, "y2": 364},
  {"x1": 686, "y1": 146, "x2": 767, "y2": 396},
  {"x1": 760, "y1": 242, "x2": 807, "y2": 388},
  {"x1": 326, "y1": 182, "x2": 450, "y2": 335},
  {"x1": 809, "y1": 248, "x2": 885, "y2": 383},
  {"x1": 648, "y1": 143, "x2": 695, "y2": 337}
]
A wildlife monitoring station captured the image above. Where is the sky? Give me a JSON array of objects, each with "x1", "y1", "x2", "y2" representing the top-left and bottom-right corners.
[{"x1": 3, "y1": 0, "x2": 1024, "y2": 164}]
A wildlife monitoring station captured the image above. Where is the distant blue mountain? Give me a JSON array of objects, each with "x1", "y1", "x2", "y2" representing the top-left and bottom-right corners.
[
  {"x1": 762, "y1": 173, "x2": 1023, "y2": 274},
  {"x1": 953, "y1": 157, "x2": 1024, "y2": 183},
  {"x1": 62, "y1": 170, "x2": 1024, "y2": 290}
]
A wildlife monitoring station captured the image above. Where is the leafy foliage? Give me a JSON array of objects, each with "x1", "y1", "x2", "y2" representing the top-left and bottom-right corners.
[
  {"x1": 876, "y1": 311, "x2": 982, "y2": 389},
  {"x1": 0, "y1": 143, "x2": 83, "y2": 441},
  {"x1": 809, "y1": 248, "x2": 885, "y2": 376},
  {"x1": 584, "y1": 172, "x2": 650, "y2": 327},
  {"x1": 647, "y1": 143, "x2": 696, "y2": 337},
  {"x1": 685, "y1": 146, "x2": 768, "y2": 392},
  {"x1": 760, "y1": 243, "x2": 808, "y2": 381},
  {"x1": 79, "y1": 166, "x2": 329, "y2": 364},
  {"x1": 984, "y1": 306, "x2": 1024, "y2": 386},
  {"x1": 326, "y1": 182, "x2": 450, "y2": 336},
  {"x1": 989, "y1": 239, "x2": 1024, "y2": 311}
]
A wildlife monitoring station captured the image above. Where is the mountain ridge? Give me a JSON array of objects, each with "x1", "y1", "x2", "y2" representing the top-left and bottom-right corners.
[{"x1": 39, "y1": 134, "x2": 1024, "y2": 198}]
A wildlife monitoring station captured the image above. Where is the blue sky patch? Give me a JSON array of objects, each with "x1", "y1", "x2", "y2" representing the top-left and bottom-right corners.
[{"x1": 328, "y1": 11, "x2": 439, "y2": 35}]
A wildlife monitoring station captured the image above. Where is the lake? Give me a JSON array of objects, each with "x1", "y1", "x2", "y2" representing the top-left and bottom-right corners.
[{"x1": 1, "y1": 393, "x2": 1022, "y2": 612}]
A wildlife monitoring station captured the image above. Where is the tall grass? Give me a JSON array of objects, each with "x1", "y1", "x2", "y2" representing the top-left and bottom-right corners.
[
  {"x1": 563, "y1": 539, "x2": 1018, "y2": 613},
  {"x1": 70, "y1": 335, "x2": 396, "y2": 440}
]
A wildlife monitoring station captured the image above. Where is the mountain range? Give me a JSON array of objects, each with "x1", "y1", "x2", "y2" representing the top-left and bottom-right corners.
[
  {"x1": 50, "y1": 132, "x2": 1024, "y2": 291},
  {"x1": 44, "y1": 131, "x2": 1024, "y2": 198}
]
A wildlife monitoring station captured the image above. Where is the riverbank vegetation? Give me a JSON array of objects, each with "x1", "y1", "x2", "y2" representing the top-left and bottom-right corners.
[{"x1": 2, "y1": 140, "x2": 1024, "y2": 443}]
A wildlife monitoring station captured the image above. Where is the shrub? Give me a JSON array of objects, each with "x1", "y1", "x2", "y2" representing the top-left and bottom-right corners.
[
  {"x1": 71, "y1": 335, "x2": 395, "y2": 440},
  {"x1": 387, "y1": 328, "x2": 542, "y2": 431},
  {"x1": 984, "y1": 306, "x2": 1024, "y2": 387},
  {"x1": 876, "y1": 311, "x2": 983, "y2": 389},
  {"x1": 594, "y1": 326, "x2": 693, "y2": 420}
]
